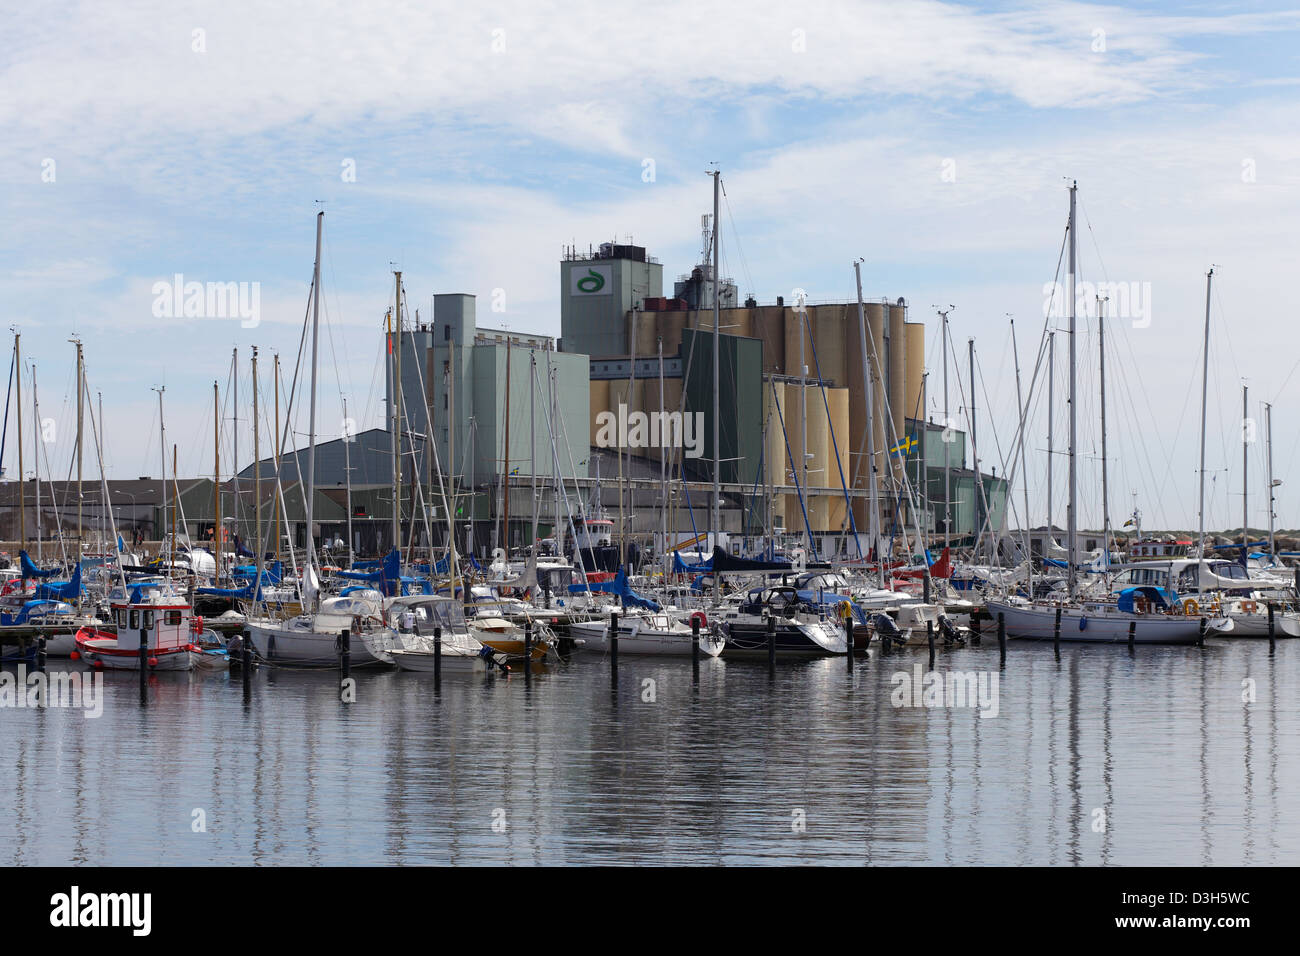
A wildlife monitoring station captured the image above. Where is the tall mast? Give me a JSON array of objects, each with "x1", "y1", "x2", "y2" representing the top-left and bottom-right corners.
[
  {"x1": 32, "y1": 363, "x2": 41, "y2": 561},
  {"x1": 73, "y1": 337, "x2": 83, "y2": 558},
  {"x1": 1197, "y1": 268, "x2": 1213, "y2": 561},
  {"x1": 274, "y1": 354, "x2": 282, "y2": 566},
  {"x1": 98, "y1": 393, "x2": 103, "y2": 550},
  {"x1": 15, "y1": 333, "x2": 23, "y2": 551},
  {"x1": 854, "y1": 260, "x2": 880, "y2": 578},
  {"x1": 1066, "y1": 180, "x2": 1078, "y2": 598},
  {"x1": 154, "y1": 385, "x2": 166, "y2": 553},
  {"x1": 1047, "y1": 330, "x2": 1054, "y2": 544},
  {"x1": 502, "y1": 334, "x2": 512, "y2": 555},
  {"x1": 253, "y1": 347, "x2": 262, "y2": 599},
  {"x1": 1242, "y1": 383, "x2": 1249, "y2": 552},
  {"x1": 231, "y1": 347, "x2": 239, "y2": 551},
  {"x1": 969, "y1": 337, "x2": 978, "y2": 556},
  {"x1": 658, "y1": 336, "x2": 667, "y2": 565},
  {"x1": 1011, "y1": 318, "x2": 1031, "y2": 587},
  {"x1": 710, "y1": 168, "x2": 721, "y2": 540},
  {"x1": 392, "y1": 271, "x2": 403, "y2": 553},
  {"x1": 940, "y1": 310, "x2": 950, "y2": 551},
  {"x1": 1098, "y1": 295, "x2": 1110, "y2": 577},
  {"x1": 530, "y1": 350, "x2": 539, "y2": 554},
  {"x1": 1266, "y1": 402, "x2": 1276, "y2": 556},
  {"x1": 448, "y1": 337, "x2": 456, "y2": 558},
  {"x1": 621, "y1": 308, "x2": 635, "y2": 564},
  {"x1": 306, "y1": 211, "x2": 323, "y2": 577},
  {"x1": 213, "y1": 379, "x2": 221, "y2": 584},
  {"x1": 920, "y1": 369, "x2": 929, "y2": 550},
  {"x1": 171, "y1": 444, "x2": 178, "y2": 567},
  {"x1": 343, "y1": 396, "x2": 353, "y2": 564},
  {"x1": 799, "y1": 309, "x2": 808, "y2": 555}
]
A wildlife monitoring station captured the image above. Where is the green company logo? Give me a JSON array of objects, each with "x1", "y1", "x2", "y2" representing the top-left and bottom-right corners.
[{"x1": 577, "y1": 268, "x2": 605, "y2": 293}]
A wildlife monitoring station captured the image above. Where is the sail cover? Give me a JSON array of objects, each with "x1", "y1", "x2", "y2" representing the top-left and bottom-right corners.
[
  {"x1": 19, "y1": 550, "x2": 60, "y2": 579},
  {"x1": 710, "y1": 546, "x2": 791, "y2": 574}
]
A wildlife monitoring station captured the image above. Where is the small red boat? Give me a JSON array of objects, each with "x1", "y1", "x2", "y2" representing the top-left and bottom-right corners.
[{"x1": 75, "y1": 581, "x2": 203, "y2": 671}]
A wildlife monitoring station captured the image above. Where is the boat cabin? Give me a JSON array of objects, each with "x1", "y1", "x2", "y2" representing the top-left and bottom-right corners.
[
  {"x1": 108, "y1": 584, "x2": 194, "y2": 651},
  {"x1": 1129, "y1": 539, "x2": 1192, "y2": 561}
]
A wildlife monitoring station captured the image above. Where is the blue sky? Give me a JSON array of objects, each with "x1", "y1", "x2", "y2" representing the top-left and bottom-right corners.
[{"x1": 4, "y1": 0, "x2": 1300, "y2": 532}]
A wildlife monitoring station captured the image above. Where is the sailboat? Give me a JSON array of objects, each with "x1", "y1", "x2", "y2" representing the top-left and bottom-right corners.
[
  {"x1": 246, "y1": 212, "x2": 397, "y2": 665},
  {"x1": 986, "y1": 184, "x2": 1226, "y2": 643}
]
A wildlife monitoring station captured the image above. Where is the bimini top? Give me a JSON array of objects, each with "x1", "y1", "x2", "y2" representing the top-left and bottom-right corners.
[{"x1": 1116, "y1": 585, "x2": 1179, "y2": 613}]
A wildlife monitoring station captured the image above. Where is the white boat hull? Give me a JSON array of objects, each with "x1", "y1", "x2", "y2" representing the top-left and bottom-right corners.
[
  {"x1": 986, "y1": 599, "x2": 1227, "y2": 644},
  {"x1": 389, "y1": 647, "x2": 490, "y2": 673},
  {"x1": 569, "y1": 617, "x2": 725, "y2": 657},
  {"x1": 246, "y1": 621, "x2": 390, "y2": 665}
]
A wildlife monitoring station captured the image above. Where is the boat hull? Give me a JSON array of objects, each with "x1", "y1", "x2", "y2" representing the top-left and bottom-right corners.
[
  {"x1": 569, "y1": 618, "x2": 725, "y2": 657},
  {"x1": 75, "y1": 633, "x2": 201, "y2": 671},
  {"x1": 986, "y1": 600, "x2": 1225, "y2": 644},
  {"x1": 720, "y1": 618, "x2": 848, "y2": 657},
  {"x1": 246, "y1": 621, "x2": 389, "y2": 665},
  {"x1": 389, "y1": 648, "x2": 490, "y2": 673}
]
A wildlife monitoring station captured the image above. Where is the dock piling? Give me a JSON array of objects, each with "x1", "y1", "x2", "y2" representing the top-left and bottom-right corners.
[
  {"x1": 339, "y1": 628, "x2": 351, "y2": 686},
  {"x1": 434, "y1": 626, "x2": 442, "y2": 681},
  {"x1": 997, "y1": 612, "x2": 1006, "y2": 666},
  {"x1": 609, "y1": 612, "x2": 619, "y2": 684},
  {"x1": 1268, "y1": 603, "x2": 1276, "y2": 653},
  {"x1": 138, "y1": 628, "x2": 148, "y2": 705},
  {"x1": 36, "y1": 636, "x2": 46, "y2": 671},
  {"x1": 1053, "y1": 606, "x2": 1062, "y2": 659},
  {"x1": 241, "y1": 628, "x2": 251, "y2": 694},
  {"x1": 767, "y1": 614, "x2": 776, "y2": 674},
  {"x1": 691, "y1": 615, "x2": 700, "y2": 679},
  {"x1": 524, "y1": 618, "x2": 533, "y2": 679},
  {"x1": 927, "y1": 621, "x2": 935, "y2": 669},
  {"x1": 1198, "y1": 617, "x2": 1206, "y2": 647}
]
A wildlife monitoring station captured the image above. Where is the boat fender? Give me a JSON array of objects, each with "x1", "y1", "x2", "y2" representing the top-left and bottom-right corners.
[
  {"x1": 148, "y1": 656, "x2": 159, "y2": 667},
  {"x1": 1078, "y1": 616, "x2": 1088, "y2": 631}
]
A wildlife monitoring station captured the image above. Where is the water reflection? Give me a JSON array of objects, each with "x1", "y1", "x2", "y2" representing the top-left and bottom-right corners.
[{"x1": 1, "y1": 637, "x2": 1297, "y2": 865}]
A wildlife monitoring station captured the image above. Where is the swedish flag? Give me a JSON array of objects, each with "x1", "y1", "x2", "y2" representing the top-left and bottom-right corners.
[{"x1": 889, "y1": 434, "x2": 918, "y2": 458}]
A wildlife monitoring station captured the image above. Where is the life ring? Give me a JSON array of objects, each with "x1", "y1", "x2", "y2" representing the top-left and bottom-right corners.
[
  {"x1": 1183, "y1": 598, "x2": 1199, "y2": 616},
  {"x1": 1241, "y1": 599, "x2": 1258, "y2": 615},
  {"x1": 689, "y1": 610, "x2": 708, "y2": 631}
]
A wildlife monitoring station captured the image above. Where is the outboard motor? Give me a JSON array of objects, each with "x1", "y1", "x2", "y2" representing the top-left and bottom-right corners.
[
  {"x1": 870, "y1": 613, "x2": 907, "y2": 649},
  {"x1": 938, "y1": 614, "x2": 965, "y2": 647}
]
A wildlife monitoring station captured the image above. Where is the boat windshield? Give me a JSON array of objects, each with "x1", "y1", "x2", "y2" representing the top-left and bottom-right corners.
[{"x1": 403, "y1": 599, "x2": 467, "y2": 633}]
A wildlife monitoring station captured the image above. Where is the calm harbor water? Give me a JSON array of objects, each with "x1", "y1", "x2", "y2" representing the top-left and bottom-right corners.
[{"x1": 3, "y1": 638, "x2": 1297, "y2": 865}]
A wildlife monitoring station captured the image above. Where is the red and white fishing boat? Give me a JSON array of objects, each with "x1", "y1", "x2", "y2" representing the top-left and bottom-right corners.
[{"x1": 74, "y1": 580, "x2": 203, "y2": 671}]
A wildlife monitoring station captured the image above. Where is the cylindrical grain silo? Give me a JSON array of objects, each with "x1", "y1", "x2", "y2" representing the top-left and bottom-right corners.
[
  {"x1": 888, "y1": 302, "x2": 908, "y2": 485},
  {"x1": 823, "y1": 386, "x2": 851, "y2": 533},
  {"x1": 764, "y1": 381, "x2": 787, "y2": 532},
  {"x1": 590, "y1": 379, "x2": 611, "y2": 447},
  {"x1": 804, "y1": 382, "x2": 830, "y2": 531},
  {"x1": 905, "y1": 320, "x2": 926, "y2": 424},
  {"x1": 756, "y1": 305, "x2": 786, "y2": 375},
  {"x1": 866, "y1": 302, "x2": 888, "y2": 533}
]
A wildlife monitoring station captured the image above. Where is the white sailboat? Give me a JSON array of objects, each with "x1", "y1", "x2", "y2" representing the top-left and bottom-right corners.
[
  {"x1": 986, "y1": 183, "x2": 1224, "y2": 644},
  {"x1": 246, "y1": 212, "x2": 397, "y2": 665}
]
